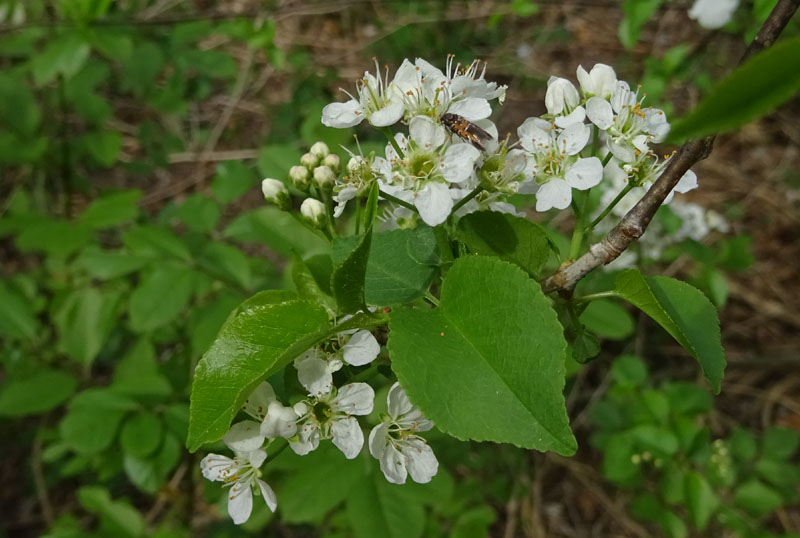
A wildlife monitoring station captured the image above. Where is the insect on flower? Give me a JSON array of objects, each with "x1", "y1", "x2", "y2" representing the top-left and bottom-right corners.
[{"x1": 440, "y1": 113, "x2": 494, "y2": 151}]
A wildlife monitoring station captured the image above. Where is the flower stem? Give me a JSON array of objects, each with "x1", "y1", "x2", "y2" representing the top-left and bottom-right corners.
[
  {"x1": 585, "y1": 183, "x2": 633, "y2": 232},
  {"x1": 433, "y1": 225, "x2": 454, "y2": 269},
  {"x1": 382, "y1": 127, "x2": 404, "y2": 159},
  {"x1": 601, "y1": 152, "x2": 614, "y2": 167},
  {"x1": 574, "y1": 290, "x2": 620, "y2": 303},
  {"x1": 451, "y1": 186, "x2": 483, "y2": 214},
  {"x1": 424, "y1": 291, "x2": 440, "y2": 306},
  {"x1": 379, "y1": 189, "x2": 417, "y2": 213},
  {"x1": 568, "y1": 189, "x2": 591, "y2": 260},
  {"x1": 354, "y1": 197, "x2": 362, "y2": 235}
]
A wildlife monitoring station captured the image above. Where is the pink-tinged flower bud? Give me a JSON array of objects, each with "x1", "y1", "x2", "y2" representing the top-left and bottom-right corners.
[
  {"x1": 322, "y1": 153, "x2": 341, "y2": 175},
  {"x1": 313, "y1": 165, "x2": 335, "y2": 191},
  {"x1": 300, "y1": 152, "x2": 319, "y2": 171},
  {"x1": 309, "y1": 141, "x2": 330, "y2": 159},
  {"x1": 289, "y1": 165, "x2": 311, "y2": 191}
]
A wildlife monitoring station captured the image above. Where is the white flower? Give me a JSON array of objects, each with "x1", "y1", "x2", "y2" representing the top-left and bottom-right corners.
[
  {"x1": 291, "y1": 382, "x2": 375, "y2": 459},
  {"x1": 200, "y1": 442, "x2": 277, "y2": 524},
  {"x1": 481, "y1": 148, "x2": 538, "y2": 194},
  {"x1": 689, "y1": 0, "x2": 740, "y2": 29},
  {"x1": 369, "y1": 382, "x2": 438, "y2": 484},
  {"x1": 518, "y1": 118, "x2": 602, "y2": 212},
  {"x1": 341, "y1": 329, "x2": 380, "y2": 366},
  {"x1": 384, "y1": 116, "x2": 481, "y2": 226},
  {"x1": 322, "y1": 59, "x2": 405, "y2": 128},
  {"x1": 576, "y1": 63, "x2": 618, "y2": 99},
  {"x1": 585, "y1": 81, "x2": 669, "y2": 162},
  {"x1": 294, "y1": 347, "x2": 343, "y2": 397},
  {"x1": 242, "y1": 382, "x2": 299, "y2": 440},
  {"x1": 393, "y1": 56, "x2": 504, "y2": 123},
  {"x1": 332, "y1": 154, "x2": 390, "y2": 218}
]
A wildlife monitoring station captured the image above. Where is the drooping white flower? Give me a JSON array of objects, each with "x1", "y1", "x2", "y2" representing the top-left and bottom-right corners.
[
  {"x1": 322, "y1": 59, "x2": 405, "y2": 128},
  {"x1": 369, "y1": 382, "x2": 438, "y2": 484},
  {"x1": 585, "y1": 81, "x2": 670, "y2": 162},
  {"x1": 200, "y1": 440, "x2": 277, "y2": 524},
  {"x1": 290, "y1": 382, "x2": 375, "y2": 459},
  {"x1": 576, "y1": 63, "x2": 618, "y2": 99},
  {"x1": 518, "y1": 118, "x2": 602, "y2": 212},
  {"x1": 688, "y1": 0, "x2": 740, "y2": 29},
  {"x1": 241, "y1": 382, "x2": 299, "y2": 440}
]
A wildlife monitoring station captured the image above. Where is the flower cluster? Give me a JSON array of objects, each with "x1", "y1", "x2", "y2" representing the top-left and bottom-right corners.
[{"x1": 200, "y1": 325, "x2": 438, "y2": 524}]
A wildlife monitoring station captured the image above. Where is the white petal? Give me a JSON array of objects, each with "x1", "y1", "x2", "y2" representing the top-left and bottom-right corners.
[
  {"x1": 379, "y1": 443, "x2": 408, "y2": 484},
  {"x1": 644, "y1": 108, "x2": 670, "y2": 140},
  {"x1": 334, "y1": 382, "x2": 375, "y2": 416},
  {"x1": 536, "y1": 179, "x2": 573, "y2": 212},
  {"x1": 557, "y1": 123, "x2": 591, "y2": 156},
  {"x1": 689, "y1": 0, "x2": 739, "y2": 29},
  {"x1": 391, "y1": 59, "x2": 420, "y2": 94},
  {"x1": 565, "y1": 157, "x2": 603, "y2": 190},
  {"x1": 369, "y1": 101, "x2": 405, "y2": 127},
  {"x1": 387, "y1": 382, "x2": 414, "y2": 418},
  {"x1": 517, "y1": 179, "x2": 539, "y2": 195},
  {"x1": 260, "y1": 401, "x2": 299, "y2": 439},
  {"x1": 489, "y1": 202, "x2": 525, "y2": 218},
  {"x1": 675, "y1": 169, "x2": 698, "y2": 193},
  {"x1": 289, "y1": 422, "x2": 320, "y2": 456},
  {"x1": 223, "y1": 421, "x2": 265, "y2": 453},
  {"x1": 401, "y1": 438, "x2": 439, "y2": 484},
  {"x1": 586, "y1": 97, "x2": 614, "y2": 130},
  {"x1": 414, "y1": 182, "x2": 453, "y2": 226},
  {"x1": 409, "y1": 115, "x2": 445, "y2": 149},
  {"x1": 200, "y1": 453, "x2": 235, "y2": 481},
  {"x1": 611, "y1": 81, "x2": 633, "y2": 113},
  {"x1": 321, "y1": 100, "x2": 363, "y2": 128},
  {"x1": 331, "y1": 416, "x2": 364, "y2": 459},
  {"x1": 442, "y1": 143, "x2": 480, "y2": 184},
  {"x1": 294, "y1": 350, "x2": 333, "y2": 396},
  {"x1": 385, "y1": 133, "x2": 408, "y2": 162},
  {"x1": 242, "y1": 382, "x2": 276, "y2": 421},
  {"x1": 244, "y1": 448, "x2": 267, "y2": 468},
  {"x1": 256, "y1": 478, "x2": 278, "y2": 513},
  {"x1": 518, "y1": 117, "x2": 553, "y2": 154},
  {"x1": 447, "y1": 97, "x2": 491, "y2": 121},
  {"x1": 227, "y1": 482, "x2": 254, "y2": 525},
  {"x1": 369, "y1": 422, "x2": 391, "y2": 459},
  {"x1": 554, "y1": 106, "x2": 586, "y2": 128},
  {"x1": 545, "y1": 77, "x2": 580, "y2": 115},
  {"x1": 609, "y1": 139, "x2": 636, "y2": 162},
  {"x1": 342, "y1": 330, "x2": 380, "y2": 366}
]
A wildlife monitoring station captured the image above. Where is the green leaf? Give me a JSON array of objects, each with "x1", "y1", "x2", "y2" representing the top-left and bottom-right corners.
[
  {"x1": 177, "y1": 194, "x2": 220, "y2": 233},
  {"x1": 332, "y1": 226, "x2": 439, "y2": 306},
  {"x1": 0, "y1": 74, "x2": 41, "y2": 135},
  {"x1": 112, "y1": 339, "x2": 173, "y2": 399},
  {"x1": 0, "y1": 281, "x2": 38, "y2": 341},
  {"x1": 128, "y1": 266, "x2": 196, "y2": 332},
  {"x1": 450, "y1": 506, "x2": 497, "y2": 538},
  {"x1": 60, "y1": 388, "x2": 137, "y2": 455},
  {"x1": 331, "y1": 184, "x2": 378, "y2": 314},
  {"x1": 187, "y1": 298, "x2": 330, "y2": 452},
  {"x1": 31, "y1": 34, "x2": 91, "y2": 86},
  {"x1": 611, "y1": 354, "x2": 648, "y2": 386},
  {"x1": 82, "y1": 130, "x2": 122, "y2": 167},
  {"x1": 73, "y1": 249, "x2": 150, "y2": 280},
  {"x1": 186, "y1": 293, "x2": 243, "y2": 359},
  {"x1": 198, "y1": 242, "x2": 252, "y2": 290},
  {"x1": 224, "y1": 207, "x2": 328, "y2": 257},
  {"x1": 735, "y1": 479, "x2": 784, "y2": 517},
  {"x1": 79, "y1": 190, "x2": 141, "y2": 229},
  {"x1": 614, "y1": 270, "x2": 725, "y2": 393},
  {"x1": 668, "y1": 37, "x2": 800, "y2": 143},
  {"x1": 456, "y1": 211, "x2": 550, "y2": 277},
  {"x1": 211, "y1": 161, "x2": 257, "y2": 205},
  {"x1": 278, "y1": 445, "x2": 362, "y2": 523},
  {"x1": 389, "y1": 256, "x2": 576, "y2": 454},
  {"x1": 0, "y1": 370, "x2": 78, "y2": 416},
  {"x1": 257, "y1": 143, "x2": 303, "y2": 179},
  {"x1": 123, "y1": 434, "x2": 181, "y2": 494},
  {"x1": 77, "y1": 486, "x2": 145, "y2": 538},
  {"x1": 762, "y1": 427, "x2": 800, "y2": 460},
  {"x1": 120, "y1": 412, "x2": 163, "y2": 458},
  {"x1": 684, "y1": 471, "x2": 718, "y2": 532},
  {"x1": 292, "y1": 253, "x2": 336, "y2": 312},
  {"x1": 618, "y1": 0, "x2": 662, "y2": 49},
  {"x1": 122, "y1": 225, "x2": 192, "y2": 261},
  {"x1": 579, "y1": 299, "x2": 635, "y2": 340},
  {"x1": 346, "y1": 470, "x2": 425, "y2": 538},
  {"x1": 54, "y1": 287, "x2": 121, "y2": 365},
  {"x1": 15, "y1": 218, "x2": 91, "y2": 257}
]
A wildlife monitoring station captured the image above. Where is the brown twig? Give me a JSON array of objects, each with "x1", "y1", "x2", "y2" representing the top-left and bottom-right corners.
[{"x1": 542, "y1": 0, "x2": 800, "y2": 295}]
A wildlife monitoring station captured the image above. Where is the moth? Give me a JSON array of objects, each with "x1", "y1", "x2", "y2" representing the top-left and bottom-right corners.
[{"x1": 440, "y1": 113, "x2": 494, "y2": 151}]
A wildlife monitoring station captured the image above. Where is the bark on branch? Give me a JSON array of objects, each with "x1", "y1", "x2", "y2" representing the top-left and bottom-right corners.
[{"x1": 542, "y1": 0, "x2": 800, "y2": 295}]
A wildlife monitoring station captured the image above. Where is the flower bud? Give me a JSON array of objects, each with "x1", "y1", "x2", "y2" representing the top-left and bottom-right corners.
[
  {"x1": 300, "y1": 198, "x2": 327, "y2": 229},
  {"x1": 313, "y1": 165, "x2": 335, "y2": 191},
  {"x1": 300, "y1": 152, "x2": 319, "y2": 171},
  {"x1": 289, "y1": 165, "x2": 311, "y2": 191},
  {"x1": 309, "y1": 141, "x2": 330, "y2": 159},
  {"x1": 261, "y1": 178, "x2": 290, "y2": 210},
  {"x1": 322, "y1": 153, "x2": 341, "y2": 174}
]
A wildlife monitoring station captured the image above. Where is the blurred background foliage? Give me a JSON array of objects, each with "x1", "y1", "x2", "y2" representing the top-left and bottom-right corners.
[{"x1": 0, "y1": 0, "x2": 799, "y2": 537}]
